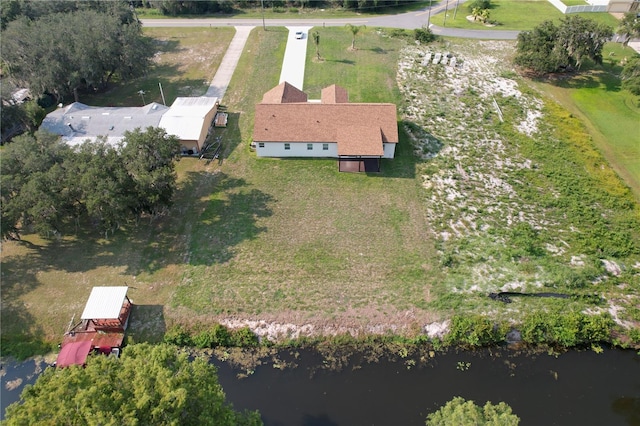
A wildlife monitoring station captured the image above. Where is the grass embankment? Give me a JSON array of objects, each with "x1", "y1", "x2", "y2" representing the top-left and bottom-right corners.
[
  {"x1": 530, "y1": 43, "x2": 640, "y2": 200},
  {"x1": 430, "y1": 0, "x2": 619, "y2": 30},
  {"x1": 2, "y1": 28, "x2": 639, "y2": 359}
]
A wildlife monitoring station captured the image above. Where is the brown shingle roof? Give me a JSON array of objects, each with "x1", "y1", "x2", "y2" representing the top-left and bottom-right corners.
[
  {"x1": 254, "y1": 103, "x2": 398, "y2": 150},
  {"x1": 321, "y1": 84, "x2": 349, "y2": 103},
  {"x1": 337, "y1": 126, "x2": 384, "y2": 156},
  {"x1": 261, "y1": 82, "x2": 308, "y2": 104}
]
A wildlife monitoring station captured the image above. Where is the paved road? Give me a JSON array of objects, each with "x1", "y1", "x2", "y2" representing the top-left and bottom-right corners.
[{"x1": 142, "y1": 0, "x2": 520, "y2": 40}]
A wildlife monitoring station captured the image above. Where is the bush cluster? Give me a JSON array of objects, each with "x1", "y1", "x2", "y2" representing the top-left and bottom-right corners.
[
  {"x1": 520, "y1": 311, "x2": 614, "y2": 346},
  {"x1": 444, "y1": 315, "x2": 505, "y2": 347},
  {"x1": 164, "y1": 324, "x2": 259, "y2": 348}
]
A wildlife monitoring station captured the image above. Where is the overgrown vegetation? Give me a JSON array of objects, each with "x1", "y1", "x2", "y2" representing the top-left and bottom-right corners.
[
  {"x1": 136, "y1": 0, "x2": 424, "y2": 17},
  {"x1": 398, "y1": 38, "x2": 639, "y2": 339},
  {"x1": 164, "y1": 324, "x2": 259, "y2": 348}
]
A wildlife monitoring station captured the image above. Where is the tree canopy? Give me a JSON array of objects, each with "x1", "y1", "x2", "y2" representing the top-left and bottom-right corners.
[
  {"x1": 621, "y1": 56, "x2": 640, "y2": 97},
  {"x1": 4, "y1": 343, "x2": 262, "y2": 426},
  {"x1": 0, "y1": 128, "x2": 180, "y2": 239},
  {"x1": 426, "y1": 397, "x2": 520, "y2": 426},
  {"x1": 1, "y1": 2, "x2": 153, "y2": 103},
  {"x1": 514, "y1": 16, "x2": 613, "y2": 74},
  {"x1": 617, "y1": 11, "x2": 640, "y2": 47}
]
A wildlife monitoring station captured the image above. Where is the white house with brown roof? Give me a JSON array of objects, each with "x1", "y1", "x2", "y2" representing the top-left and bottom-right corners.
[{"x1": 253, "y1": 82, "x2": 398, "y2": 171}]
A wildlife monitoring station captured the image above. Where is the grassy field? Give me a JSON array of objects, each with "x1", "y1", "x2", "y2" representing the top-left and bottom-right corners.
[
  {"x1": 429, "y1": 0, "x2": 619, "y2": 30},
  {"x1": 2, "y1": 25, "x2": 639, "y2": 357},
  {"x1": 83, "y1": 27, "x2": 235, "y2": 107},
  {"x1": 530, "y1": 43, "x2": 640, "y2": 199}
]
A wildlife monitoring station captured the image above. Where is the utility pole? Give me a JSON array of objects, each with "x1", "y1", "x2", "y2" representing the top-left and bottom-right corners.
[
  {"x1": 443, "y1": 0, "x2": 449, "y2": 27},
  {"x1": 427, "y1": 0, "x2": 432, "y2": 28},
  {"x1": 137, "y1": 90, "x2": 146, "y2": 106},
  {"x1": 453, "y1": 0, "x2": 459, "y2": 20},
  {"x1": 261, "y1": 0, "x2": 266, "y2": 30},
  {"x1": 158, "y1": 82, "x2": 166, "y2": 106}
]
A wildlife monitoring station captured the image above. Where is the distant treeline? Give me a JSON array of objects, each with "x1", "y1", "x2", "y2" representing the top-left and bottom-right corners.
[{"x1": 136, "y1": 0, "x2": 420, "y2": 15}]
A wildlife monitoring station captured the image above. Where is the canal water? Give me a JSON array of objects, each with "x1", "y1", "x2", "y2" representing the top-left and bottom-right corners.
[
  {"x1": 213, "y1": 347, "x2": 640, "y2": 426},
  {"x1": 2, "y1": 348, "x2": 639, "y2": 424}
]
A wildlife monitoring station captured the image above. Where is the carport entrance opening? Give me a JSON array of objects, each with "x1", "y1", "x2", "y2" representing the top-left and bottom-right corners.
[{"x1": 338, "y1": 158, "x2": 380, "y2": 173}]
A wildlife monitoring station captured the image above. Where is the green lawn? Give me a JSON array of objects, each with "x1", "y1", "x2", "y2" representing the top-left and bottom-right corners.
[
  {"x1": 304, "y1": 27, "x2": 403, "y2": 102},
  {"x1": 429, "y1": 0, "x2": 619, "y2": 30},
  {"x1": 171, "y1": 26, "x2": 438, "y2": 324},
  {"x1": 531, "y1": 43, "x2": 640, "y2": 199}
]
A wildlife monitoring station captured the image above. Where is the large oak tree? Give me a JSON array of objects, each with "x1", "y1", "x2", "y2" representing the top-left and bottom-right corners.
[
  {"x1": 4, "y1": 344, "x2": 262, "y2": 426},
  {"x1": 1, "y1": 3, "x2": 153, "y2": 103},
  {"x1": 515, "y1": 16, "x2": 613, "y2": 75},
  {"x1": 0, "y1": 128, "x2": 180, "y2": 239}
]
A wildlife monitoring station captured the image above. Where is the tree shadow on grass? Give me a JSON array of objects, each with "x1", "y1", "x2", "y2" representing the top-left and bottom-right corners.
[
  {"x1": 370, "y1": 120, "x2": 443, "y2": 179},
  {"x1": 184, "y1": 172, "x2": 274, "y2": 265},
  {"x1": 539, "y1": 68, "x2": 622, "y2": 92},
  {"x1": 126, "y1": 304, "x2": 166, "y2": 344},
  {"x1": 324, "y1": 58, "x2": 356, "y2": 65},
  {"x1": 366, "y1": 46, "x2": 394, "y2": 54},
  {"x1": 1, "y1": 170, "x2": 273, "y2": 276},
  {"x1": 0, "y1": 255, "x2": 49, "y2": 358},
  {"x1": 0, "y1": 169, "x2": 273, "y2": 348}
]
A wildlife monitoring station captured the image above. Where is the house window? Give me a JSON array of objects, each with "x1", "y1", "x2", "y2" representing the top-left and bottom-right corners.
[
  {"x1": 284, "y1": 143, "x2": 290, "y2": 150},
  {"x1": 322, "y1": 143, "x2": 329, "y2": 151},
  {"x1": 258, "y1": 143, "x2": 265, "y2": 148},
  {"x1": 307, "y1": 144, "x2": 313, "y2": 150}
]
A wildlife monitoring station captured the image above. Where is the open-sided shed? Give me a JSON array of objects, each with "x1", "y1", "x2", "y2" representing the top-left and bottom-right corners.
[{"x1": 55, "y1": 286, "x2": 132, "y2": 368}]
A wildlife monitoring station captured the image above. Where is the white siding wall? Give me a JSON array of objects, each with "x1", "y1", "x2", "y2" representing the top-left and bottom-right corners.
[
  {"x1": 257, "y1": 142, "x2": 338, "y2": 158},
  {"x1": 383, "y1": 143, "x2": 396, "y2": 159}
]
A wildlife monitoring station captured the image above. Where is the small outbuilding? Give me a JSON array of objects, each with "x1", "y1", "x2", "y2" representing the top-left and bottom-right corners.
[
  {"x1": 55, "y1": 286, "x2": 132, "y2": 368},
  {"x1": 158, "y1": 96, "x2": 219, "y2": 155}
]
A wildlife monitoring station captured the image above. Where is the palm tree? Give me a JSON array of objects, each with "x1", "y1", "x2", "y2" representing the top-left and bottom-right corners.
[
  {"x1": 312, "y1": 30, "x2": 321, "y2": 60},
  {"x1": 471, "y1": 7, "x2": 481, "y2": 22},
  {"x1": 480, "y1": 8, "x2": 490, "y2": 24},
  {"x1": 345, "y1": 23, "x2": 366, "y2": 50}
]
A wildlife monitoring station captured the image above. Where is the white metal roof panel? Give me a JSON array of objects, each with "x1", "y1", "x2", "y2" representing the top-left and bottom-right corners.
[
  {"x1": 81, "y1": 286, "x2": 129, "y2": 320},
  {"x1": 40, "y1": 102, "x2": 168, "y2": 147},
  {"x1": 158, "y1": 97, "x2": 218, "y2": 140}
]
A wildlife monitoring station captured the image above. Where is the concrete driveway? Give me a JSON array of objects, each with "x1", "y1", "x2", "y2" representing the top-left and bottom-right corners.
[
  {"x1": 205, "y1": 26, "x2": 255, "y2": 99},
  {"x1": 279, "y1": 27, "x2": 312, "y2": 90}
]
